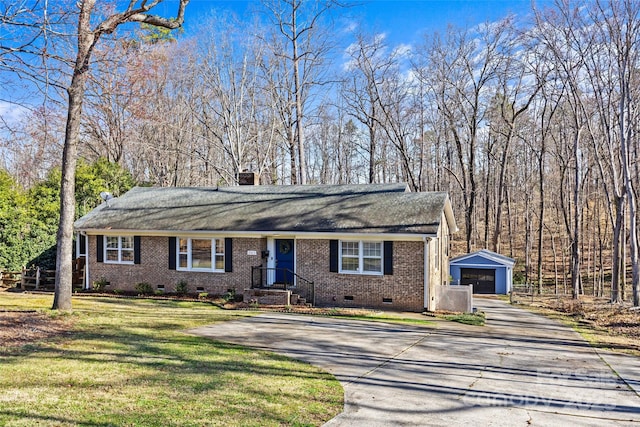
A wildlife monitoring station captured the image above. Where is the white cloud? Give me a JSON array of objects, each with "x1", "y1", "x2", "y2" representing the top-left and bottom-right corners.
[
  {"x1": 0, "y1": 101, "x2": 29, "y2": 127},
  {"x1": 343, "y1": 20, "x2": 358, "y2": 34},
  {"x1": 393, "y1": 43, "x2": 412, "y2": 58}
]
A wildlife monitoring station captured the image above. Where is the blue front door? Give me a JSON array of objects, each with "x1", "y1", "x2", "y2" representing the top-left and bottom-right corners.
[{"x1": 275, "y1": 239, "x2": 294, "y2": 284}]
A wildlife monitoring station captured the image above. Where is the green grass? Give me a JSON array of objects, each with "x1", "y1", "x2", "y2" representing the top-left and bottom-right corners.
[
  {"x1": 440, "y1": 312, "x2": 486, "y2": 326},
  {"x1": 0, "y1": 293, "x2": 343, "y2": 426}
]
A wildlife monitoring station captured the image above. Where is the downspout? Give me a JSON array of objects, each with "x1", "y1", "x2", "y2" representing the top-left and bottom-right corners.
[{"x1": 423, "y1": 237, "x2": 431, "y2": 311}]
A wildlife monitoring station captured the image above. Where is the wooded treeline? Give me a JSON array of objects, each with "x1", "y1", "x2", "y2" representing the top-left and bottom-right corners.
[{"x1": 1, "y1": 0, "x2": 639, "y2": 304}]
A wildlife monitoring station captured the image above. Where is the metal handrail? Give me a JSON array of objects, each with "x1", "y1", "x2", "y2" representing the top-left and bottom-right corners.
[{"x1": 251, "y1": 266, "x2": 315, "y2": 305}]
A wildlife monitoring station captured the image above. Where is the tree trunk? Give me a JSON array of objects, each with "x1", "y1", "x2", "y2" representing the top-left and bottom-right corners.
[
  {"x1": 369, "y1": 121, "x2": 376, "y2": 183},
  {"x1": 53, "y1": 1, "x2": 96, "y2": 310},
  {"x1": 492, "y1": 128, "x2": 514, "y2": 253},
  {"x1": 291, "y1": 8, "x2": 306, "y2": 185},
  {"x1": 628, "y1": 183, "x2": 639, "y2": 306},
  {"x1": 483, "y1": 155, "x2": 491, "y2": 248},
  {"x1": 53, "y1": 89, "x2": 84, "y2": 310},
  {"x1": 537, "y1": 150, "x2": 545, "y2": 294},
  {"x1": 571, "y1": 130, "x2": 582, "y2": 300},
  {"x1": 52, "y1": 0, "x2": 187, "y2": 310},
  {"x1": 611, "y1": 196, "x2": 625, "y2": 302},
  {"x1": 622, "y1": 88, "x2": 640, "y2": 307},
  {"x1": 622, "y1": 213, "x2": 627, "y2": 300},
  {"x1": 289, "y1": 131, "x2": 298, "y2": 184}
]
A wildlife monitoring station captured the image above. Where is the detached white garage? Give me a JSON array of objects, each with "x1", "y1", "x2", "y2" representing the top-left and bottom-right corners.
[{"x1": 450, "y1": 249, "x2": 515, "y2": 295}]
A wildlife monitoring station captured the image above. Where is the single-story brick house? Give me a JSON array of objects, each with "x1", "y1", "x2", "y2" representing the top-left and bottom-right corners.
[{"x1": 74, "y1": 182, "x2": 457, "y2": 312}]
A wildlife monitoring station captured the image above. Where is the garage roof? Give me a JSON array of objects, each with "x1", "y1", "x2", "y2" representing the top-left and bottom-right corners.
[{"x1": 450, "y1": 249, "x2": 515, "y2": 267}]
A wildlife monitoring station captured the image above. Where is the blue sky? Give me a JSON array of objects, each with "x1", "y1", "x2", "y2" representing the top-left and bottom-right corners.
[
  {"x1": 2, "y1": 0, "x2": 548, "y2": 126},
  {"x1": 0, "y1": 0, "x2": 546, "y2": 135},
  {"x1": 174, "y1": 0, "x2": 542, "y2": 46}
]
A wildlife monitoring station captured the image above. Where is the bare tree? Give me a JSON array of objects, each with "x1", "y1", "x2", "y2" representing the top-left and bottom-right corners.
[
  {"x1": 577, "y1": 1, "x2": 628, "y2": 303},
  {"x1": 592, "y1": 0, "x2": 640, "y2": 306},
  {"x1": 82, "y1": 40, "x2": 140, "y2": 164},
  {"x1": 263, "y1": 0, "x2": 338, "y2": 185},
  {"x1": 341, "y1": 32, "x2": 393, "y2": 184},
  {"x1": 53, "y1": 0, "x2": 188, "y2": 310},
  {"x1": 425, "y1": 24, "x2": 506, "y2": 252},
  {"x1": 192, "y1": 17, "x2": 270, "y2": 185},
  {"x1": 489, "y1": 28, "x2": 542, "y2": 253},
  {"x1": 534, "y1": 1, "x2": 601, "y2": 299},
  {"x1": 0, "y1": 1, "x2": 68, "y2": 90}
]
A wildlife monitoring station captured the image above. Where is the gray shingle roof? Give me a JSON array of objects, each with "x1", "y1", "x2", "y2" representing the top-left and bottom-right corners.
[{"x1": 74, "y1": 184, "x2": 455, "y2": 236}]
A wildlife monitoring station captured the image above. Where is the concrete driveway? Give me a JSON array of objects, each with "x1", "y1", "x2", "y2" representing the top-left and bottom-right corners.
[{"x1": 189, "y1": 298, "x2": 640, "y2": 426}]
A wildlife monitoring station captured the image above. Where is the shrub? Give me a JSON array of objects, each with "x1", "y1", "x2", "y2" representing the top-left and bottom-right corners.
[
  {"x1": 222, "y1": 289, "x2": 236, "y2": 303},
  {"x1": 92, "y1": 277, "x2": 109, "y2": 292},
  {"x1": 198, "y1": 292, "x2": 209, "y2": 300},
  {"x1": 513, "y1": 270, "x2": 526, "y2": 284},
  {"x1": 135, "y1": 282, "x2": 153, "y2": 295},
  {"x1": 175, "y1": 280, "x2": 188, "y2": 296}
]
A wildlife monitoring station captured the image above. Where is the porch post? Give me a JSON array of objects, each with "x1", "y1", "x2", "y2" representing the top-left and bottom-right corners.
[{"x1": 266, "y1": 237, "x2": 276, "y2": 285}]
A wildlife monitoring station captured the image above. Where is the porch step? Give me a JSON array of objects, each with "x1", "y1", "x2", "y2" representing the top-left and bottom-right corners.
[
  {"x1": 244, "y1": 288, "x2": 310, "y2": 306},
  {"x1": 288, "y1": 293, "x2": 307, "y2": 305}
]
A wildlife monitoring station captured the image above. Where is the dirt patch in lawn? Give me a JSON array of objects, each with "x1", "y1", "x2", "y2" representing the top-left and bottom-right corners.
[
  {"x1": 511, "y1": 295, "x2": 640, "y2": 355},
  {"x1": 0, "y1": 311, "x2": 73, "y2": 350}
]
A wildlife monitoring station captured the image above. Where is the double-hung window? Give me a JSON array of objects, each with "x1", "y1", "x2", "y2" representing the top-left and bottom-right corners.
[
  {"x1": 105, "y1": 236, "x2": 134, "y2": 264},
  {"x1": 339, "y1": 240, "x2": 383, "y2": 275},
  {"x1": 177, "y1": 238, "x2": 224, "y2": 272}
]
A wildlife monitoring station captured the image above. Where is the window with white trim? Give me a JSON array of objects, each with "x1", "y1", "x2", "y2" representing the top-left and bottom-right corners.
[
  {"x1": 339, "y1": 240, "x2": 383, "y2": 275},
  {"x1": 105, "y1": 236, "x2": 134, "y2": 264},
  {"x1": 177, "y1": 238, "x2": 225, "y2": 272}
]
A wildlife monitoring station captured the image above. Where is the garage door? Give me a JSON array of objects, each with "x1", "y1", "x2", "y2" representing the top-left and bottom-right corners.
[{"x1": 461, "y1": 268, "x2": 496, "y2": 294}]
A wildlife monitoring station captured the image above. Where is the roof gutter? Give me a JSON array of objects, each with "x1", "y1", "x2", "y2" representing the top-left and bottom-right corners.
[{"x1": 74, "y1": 228, "x2": 438, "y2": 242}]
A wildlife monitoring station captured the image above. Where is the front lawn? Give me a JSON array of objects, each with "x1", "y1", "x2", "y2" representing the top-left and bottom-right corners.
[{"x1": 0, "y1": 293, "x2": 343, "y2": 426}]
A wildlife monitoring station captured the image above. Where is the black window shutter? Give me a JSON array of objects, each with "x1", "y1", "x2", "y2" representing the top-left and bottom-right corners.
[
  {"x1": 384, "y1": 241, "x2": 393, "y2": 275},
  {"x1": 134, "y1": 236, "x2": 141, "y2": 264},
  {"x1": 96, "y1": 235, "x2": 104, "y2": 263},
  {"x1": 224, "y1": 238, "x2": 233, "y2": 272},
  {"x1": 168, "y1": 237, "x2": 176, "y2": 270},
  {"x1": 329, "y1": 240, "x2": 338, "y2": 273}
]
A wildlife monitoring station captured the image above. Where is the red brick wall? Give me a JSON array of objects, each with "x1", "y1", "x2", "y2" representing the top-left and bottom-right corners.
[
  {"x1": 88, "y1": 235, "x2": 426, "y2": 311},
  {"x1": 88, "y1": 235, "x2": 266, "y2": 295},
  {"x1": 296, "y1": 239, "x2": 425, "y2": 312}
]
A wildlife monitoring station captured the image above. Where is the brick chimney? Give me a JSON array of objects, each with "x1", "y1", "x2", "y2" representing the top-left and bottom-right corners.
[{"x1": 238, "y1": 171, "x2": 259, "y2": 185}]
